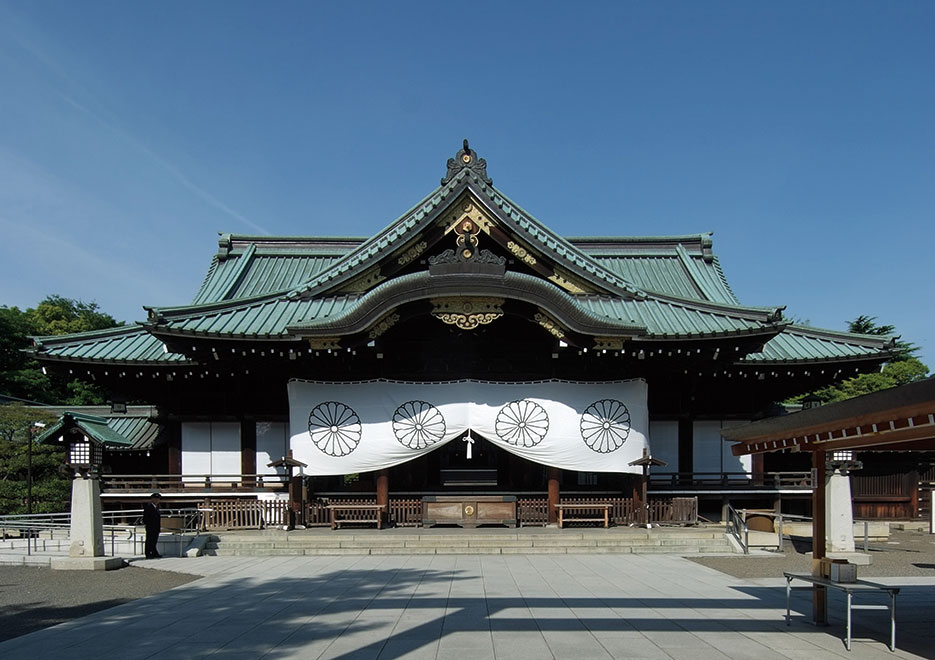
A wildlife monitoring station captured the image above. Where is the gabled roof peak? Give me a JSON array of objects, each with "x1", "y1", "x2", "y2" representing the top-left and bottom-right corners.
[{"x1": 442, "y1": 139, "x2": 492, "y2": 186}]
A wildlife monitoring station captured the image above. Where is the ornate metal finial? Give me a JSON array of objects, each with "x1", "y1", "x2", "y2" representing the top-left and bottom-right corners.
[{"x1": 442, "y1": 138, "x2": 492, "y2": 185}]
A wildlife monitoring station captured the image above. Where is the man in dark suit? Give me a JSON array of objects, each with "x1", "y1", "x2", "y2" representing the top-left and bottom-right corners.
[{"x1": 142, "y1": 493, "x2": 162, "y2": 559}]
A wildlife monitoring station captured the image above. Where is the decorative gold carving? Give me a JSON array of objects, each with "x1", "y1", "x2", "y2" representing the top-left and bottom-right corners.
[
  {"x1": 335, "y1": 266, "x2": 385, "y2": 294},
  {"x1": 507, "y1": 241, "x2": 537, "y2": 266},
  {"x1": 534, "y1": 312, "x2": 566, "y2": 339},
  {"x1": 432, "y1": 297, "x2": 504, "y2": 331},
  {"x1": 397, "y1": 241, "x2": 428, "y2": 266},
  {"x1": 464, "y1": 505, "x2": 475, "y2": 516},
  {"x1": 308, "y1": 337, "x2": 341, "y2": 350},
  {"x1": 367, "y1": 313, "x2": 400, "y2": 339},
  {"x1": 439, "y1": 194, "x2": 494, "y2": 235},
  {"x1": 593, "y1": 338, "x2": 627, "y2": 351},
  {"x1": 548, "y1": 268, "x2": 590, "y2": 294}
]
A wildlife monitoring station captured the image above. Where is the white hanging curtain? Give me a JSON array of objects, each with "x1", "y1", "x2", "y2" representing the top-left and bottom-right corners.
[{"x1": 287, "y1": 379, "x2": 649, "y2": 476}]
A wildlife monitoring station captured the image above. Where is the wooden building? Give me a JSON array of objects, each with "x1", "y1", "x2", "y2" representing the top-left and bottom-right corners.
[{"x1": 30, "y1": 142, "x2": 898, "y2": 524}]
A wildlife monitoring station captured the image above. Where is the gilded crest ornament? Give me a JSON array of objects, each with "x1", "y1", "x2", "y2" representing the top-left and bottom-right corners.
[{"x1": 431, "y1": 297, "x2": 504, "y2": 330}]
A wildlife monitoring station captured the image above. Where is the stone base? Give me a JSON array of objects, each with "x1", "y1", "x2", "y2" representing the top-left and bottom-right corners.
[{"x1": 51, "y1": 556, "x2": 125, "y2": 571}]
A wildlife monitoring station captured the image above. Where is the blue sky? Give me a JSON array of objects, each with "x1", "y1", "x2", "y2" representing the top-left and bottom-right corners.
[{"x1": 1, "y1": 2, "x2": 932, "y2": 367}]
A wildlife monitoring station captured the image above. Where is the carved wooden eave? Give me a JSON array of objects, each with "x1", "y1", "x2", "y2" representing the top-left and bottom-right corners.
[
  {"x1": 286, "y1": 271, "x2": 646, "y2": 341},
  {"x1": 431, "y1": 297, "x2": 504, "y2": 331}
]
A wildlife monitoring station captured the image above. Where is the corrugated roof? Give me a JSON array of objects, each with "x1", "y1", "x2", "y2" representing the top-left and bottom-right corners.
[
  {"x1": 33, "y1": 325, "x2": 190, "y2": 364},
  {"x1": 741, "y1": 325, "x2": 891, "y2": 363},
  {"x1": 36, "y1": 411, "x2": 135, "y2": 449},
  {"x1": 106, "y1": 415, "x2": 166, "y2": 450},
  {"x1": 577, "y1": 297, "x2": 767, "y2": 338}
]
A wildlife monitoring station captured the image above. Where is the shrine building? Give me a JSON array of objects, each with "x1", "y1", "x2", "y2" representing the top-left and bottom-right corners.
[{"x1": 31, "y1": 142, "x2": 896, "y2": 525}]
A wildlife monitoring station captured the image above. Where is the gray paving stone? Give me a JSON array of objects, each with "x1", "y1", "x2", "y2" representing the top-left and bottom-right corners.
[{"x1": 3, "y1": 554, "x2": 933, "y2": 660}]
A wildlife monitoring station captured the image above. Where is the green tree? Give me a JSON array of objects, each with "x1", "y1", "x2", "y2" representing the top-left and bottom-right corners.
[
  {"x1": 0, "y1": 404, "x2": 68, "y2": 514},
  {"x1": 0, "y1": 296, "x2": 121, "y2": 405},
  {"x1": 847, "y1": 315, "x2": 919, "y2": 362},
  {"x1": 803, "y1": 316, "x2": 930, "y2": 404}
]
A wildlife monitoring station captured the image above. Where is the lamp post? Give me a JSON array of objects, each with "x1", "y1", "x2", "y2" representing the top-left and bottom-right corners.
[{"x1": 628, "y1": 448, "x2": 667, "y2": 528}]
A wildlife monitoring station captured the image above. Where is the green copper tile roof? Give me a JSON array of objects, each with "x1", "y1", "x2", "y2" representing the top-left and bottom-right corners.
[
  {"x1": 32, "y1": 325, "x2": 191, "y2": 364},
  {"x1": 741, "y1": 325, "x2": 891, "y2": 363},
  {"x1": 289, "y1": 170, "x2": 473, "y2": 297},
  {"x1": 577, "y1": 297, "x2": 770, "y2": 338},
  {"x1": 481, "y1": 184, "x2": 647, "y2": 298},
  {"x1": 192, "y1": 238, "x2": 358, "y2": 304},
  {"x1": 150, "y1": 296, "x2": 351, "y2": 337},
  {"x1": 36, "y1": 411, "x2": 135, "y2": 449},
  {"x1": 105, "y1": 415, "x2": 166, "y2": 450},
  {"x1": 148, "y1": 270, "x2": 775, "y2": 341}
]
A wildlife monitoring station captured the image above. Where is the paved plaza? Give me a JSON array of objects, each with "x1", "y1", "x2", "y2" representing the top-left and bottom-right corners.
[{"x1": 3, "y1": 554, "x2": 934, "y2": 660}]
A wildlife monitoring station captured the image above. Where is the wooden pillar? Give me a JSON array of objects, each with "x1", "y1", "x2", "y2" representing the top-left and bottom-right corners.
[
  {"x1": 241, "y1": 420, "x2": 257, "y2": 487},
  {"x1": 752, "y1": 453, "x2": 765, "y2": 486},
  {"x1": 812, "y1": 449, "x2": 827, "y2": 625},
  {"x1": 678, "y1": 418, "x2": 693, "y2": 482},
  {"x1": 376, "y1": 469, "x2": 389, "y2": 526},
  {"x1": 548, "y1": 467, "x2": 561, "y2": 524},
  {"x1": 167, "y1": 420, "x2": 182, "y2": 474}
]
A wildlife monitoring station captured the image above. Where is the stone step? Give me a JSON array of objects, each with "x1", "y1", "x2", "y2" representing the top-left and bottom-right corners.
[
  {"x1": 206, "y1": 529, "x2": 734, "y2": 556},
  {"x1": 206, "y1": 542, "x2": 733, "y2": 557}
]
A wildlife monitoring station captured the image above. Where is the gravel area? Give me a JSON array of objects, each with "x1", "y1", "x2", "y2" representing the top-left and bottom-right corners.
[
  {"x1": 0, "y1": 563, "x2": 199, "y2": 642},
  {"x1": 690, "y1": 527, "x2": 935, "y2": 579}
]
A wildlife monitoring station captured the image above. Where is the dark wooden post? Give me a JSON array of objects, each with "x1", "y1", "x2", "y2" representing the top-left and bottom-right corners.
[
  {"x1": 812, "y1": 449, "x2": 827, "y2": 625},
  {"x1": 548, "y1": 467, "x2": 560, "y2": 524},
  {"x1": 376, "y1": 469, "x2": 389, "y2": 526},
  {"x1": 167, "y1": 420, "x2": 182, "y2": 475},
  {"x1": 241, "y1": 420, "x2": 256, "y2": 488},
  {"x1": 678, "y1": 418, "x2": 693, "y2": 484}
]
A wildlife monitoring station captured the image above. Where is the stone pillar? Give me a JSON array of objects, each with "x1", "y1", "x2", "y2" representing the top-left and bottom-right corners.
[
  {"x1": 52, "y1": 474, "x2": 122, "y2": 570},
  {"x1": 547, "y1": 467, "x2": 560, "y2": 524},
  {"x1": 69, "y1": 475, "x2": 105, "y2": 558},
  {"x1": 826, "y1": 469, "x2": 856, "y2": 553}
]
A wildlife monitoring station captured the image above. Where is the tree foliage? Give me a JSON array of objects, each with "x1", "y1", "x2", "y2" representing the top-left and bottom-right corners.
[
  {"x1": 0, "y1": 404, "x2": 69, "y2": 514},
  {"x1": 805, "y1": 316, "x2": 930, "y2": 404},
  {"x1": 0, "y1": 295, "x2": 121, "y2": 405}
]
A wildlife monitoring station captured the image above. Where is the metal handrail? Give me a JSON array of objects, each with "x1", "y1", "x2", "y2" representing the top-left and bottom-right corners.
[
  {"x1": 726, "y1": 504, "x2": 749, "y2": 553},
  {"x1": 0, "y1": 508, "x2": 205, "y2": 557}
]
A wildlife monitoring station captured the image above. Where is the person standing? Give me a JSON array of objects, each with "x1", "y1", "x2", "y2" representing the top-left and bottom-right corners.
[{"x1": 142, "y1": 493, "x2": 162, "y2": 559}]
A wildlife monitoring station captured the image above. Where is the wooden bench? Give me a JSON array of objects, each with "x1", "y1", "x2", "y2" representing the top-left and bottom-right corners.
[
  {"x1": 554, "y1": 503, "x2": 611, "y2": 528},
  {"x1": 783, "y1": 572, "x2": 900, "y2": 651},
  {"x1": 326, "y1": 504, "x2": 386, "y2": 530}
]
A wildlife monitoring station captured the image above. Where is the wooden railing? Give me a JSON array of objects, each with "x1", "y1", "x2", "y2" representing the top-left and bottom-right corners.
[
  {"x1": 518, "y1": 497, "x2": 549, "y2": 526},
  {"x1": 200, "y1": 498, "x2": 289, "y2": 530},
  {"x1": 648, "y1": 471, "x2": 812, "y2": 490},
  {"x1": 102, "y1": 474, "x2": 289, "y2": 493},
  {"x1": 389, "y1": 498, "x2": 422, "y2": 527},
  {"x1": 172, "y1": 494, "x2": 701, "y2": 530}
]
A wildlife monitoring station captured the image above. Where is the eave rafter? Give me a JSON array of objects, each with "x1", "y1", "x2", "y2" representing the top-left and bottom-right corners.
[{"x1": 729, "y1": 382, "x2": 935, "y2": 456}]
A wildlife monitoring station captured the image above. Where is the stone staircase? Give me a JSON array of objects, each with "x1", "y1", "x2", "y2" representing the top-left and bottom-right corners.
[{"x1": 204, "y1": 526, "x2": 735, "y2": 556}]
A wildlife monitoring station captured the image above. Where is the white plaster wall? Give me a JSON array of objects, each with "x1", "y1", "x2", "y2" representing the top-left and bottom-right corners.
[
  {"x1": 181, "y1": 422, "x2": 211, "y2": 481},
  {"x1": 256, "y1": 421, "x2": 288, "y2": 476},
  {"x1": 212, "y1": 422, "x2": 241, "y2": 475},
  {"x1": 692, "y1": 421, "x2": 724, "y2": 474},
  {"x1": 181, "y1": 421, "x2": 242, "y2": 476},
  {"x1": 692, "y1": 420, "x2": 751, "y2": 475},
  {"x1": 720, "y1": 420, "x2": 752, "y2": 475},
  {"x1": 649, "y1": 421, "x2": 679, "y2": 471}
]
